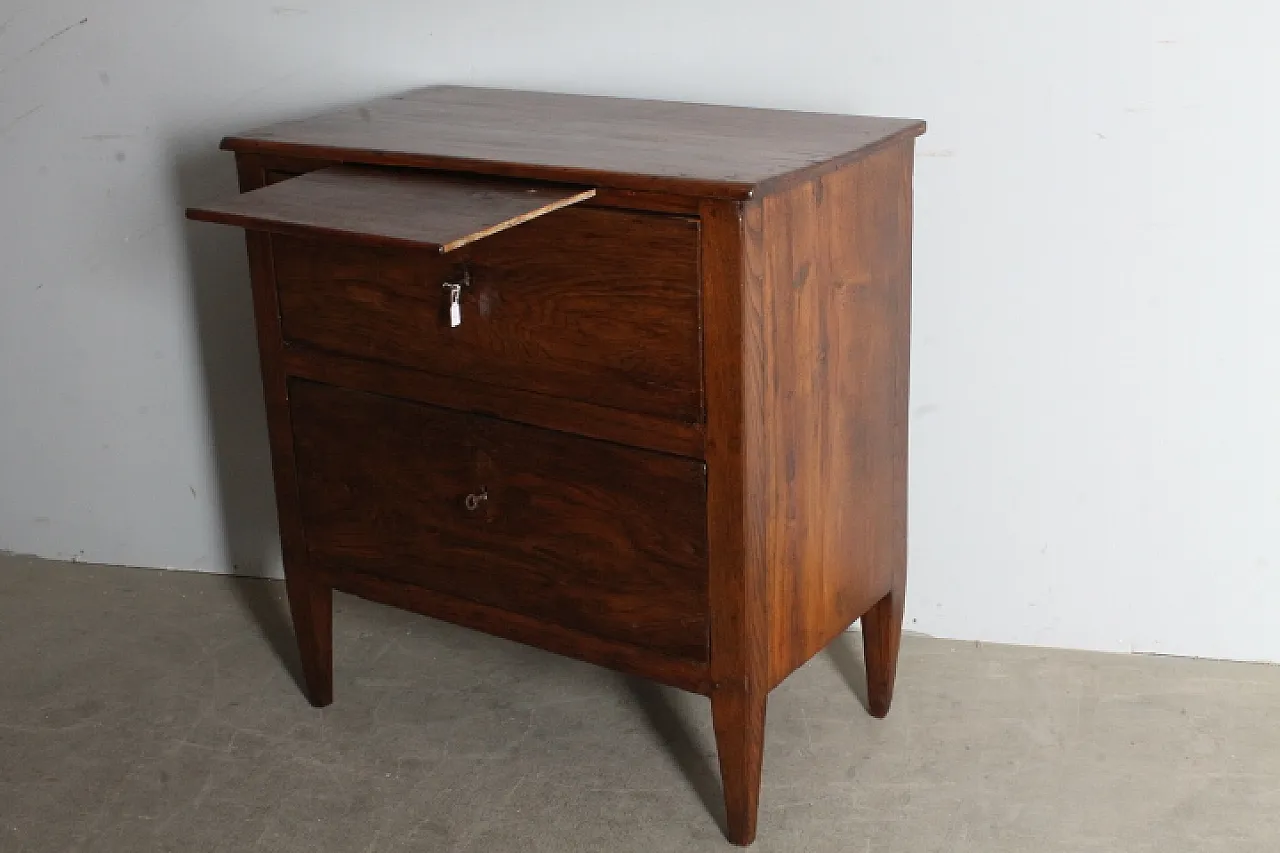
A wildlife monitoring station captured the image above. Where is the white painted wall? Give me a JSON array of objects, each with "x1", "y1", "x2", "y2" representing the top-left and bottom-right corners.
[{"x1": 2, "y1": 1, "x2": 1277, "y2": 662}]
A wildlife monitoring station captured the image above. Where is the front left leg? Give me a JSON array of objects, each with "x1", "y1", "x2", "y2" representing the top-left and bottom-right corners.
[{"x1": 284, "y1": 568, "x2": 333, "y2": 708}]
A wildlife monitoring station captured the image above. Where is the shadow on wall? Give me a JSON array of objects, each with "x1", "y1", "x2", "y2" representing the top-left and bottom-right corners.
[
  {"x1": 161, "y1": 90, "x2": 388, "y2": 582},
  {"x1": 167, "y1": 131, "x2": 309, "y2": 690},
  {"x1": 167, "y1": 134, "x2": 279, "y2": 579}
]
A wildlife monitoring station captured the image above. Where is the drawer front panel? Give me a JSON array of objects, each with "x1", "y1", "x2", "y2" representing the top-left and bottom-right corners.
[
  {"x1": 289, "y1": 380, "x2": 710, "y2": 660},
  {"x1": 273, "y1": 206, "x2": 702, "y2": 421}
]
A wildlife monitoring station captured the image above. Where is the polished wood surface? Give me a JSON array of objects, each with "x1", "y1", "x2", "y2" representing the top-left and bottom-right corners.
[
  {"x1": 280, "y1": 346, "x2": 705, "y2": 459},
  {"x1": 862, "y1": 586, "x2": 906, "y2": 718},
  {"x1": 319, "y1": 567, "x2": 711, "y2": 694},
  {"x1": 271, "y1": 206, "x2": 703, "y2": 421},
  {"x1": 752, "y1": 143, "x2": 915, "y2": 691},
  {"x1": 289, "y1": 380, "x2": 710, "y2": 660},
  {"x1": 702, "y1": 142, "x2": 914, "y2": 841},
  {"x1": 701, "y1": 198, "x2": 769, "y2": 846},
  {"x1": 190, "y1": 90, "x2": 921, "y2": 845},
  {"x1": 189, "y1": 164, "x2": 595, "y2": 252},
  {"x1": 222, "y1": 86, "x2": 925, "y2": 199},
  {"x1": 256, "y1": 159, "x2": 705, "y2": 216}
]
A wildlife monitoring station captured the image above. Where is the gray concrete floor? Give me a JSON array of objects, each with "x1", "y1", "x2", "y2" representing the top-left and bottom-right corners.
[{"x1": 1, "y1": 553, "x2": 1277, "y2": 852}]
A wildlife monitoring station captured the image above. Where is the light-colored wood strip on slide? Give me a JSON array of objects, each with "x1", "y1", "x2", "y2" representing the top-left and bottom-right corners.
[{"x1": 188, "y1": 164, "x2": 595, "y2": 252}]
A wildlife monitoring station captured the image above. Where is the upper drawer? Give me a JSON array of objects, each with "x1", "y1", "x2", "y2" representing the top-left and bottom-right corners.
[
  {"x1": 187, "y1": 165, "x2": 704, "y2": 422},
  {"x1": 271, "y1": 206, "x2": 703, "y2": 421}
]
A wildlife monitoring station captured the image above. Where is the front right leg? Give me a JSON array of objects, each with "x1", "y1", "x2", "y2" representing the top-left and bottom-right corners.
[{"x1": 711, "y1": 684, "x2": 768, "y2": 846}]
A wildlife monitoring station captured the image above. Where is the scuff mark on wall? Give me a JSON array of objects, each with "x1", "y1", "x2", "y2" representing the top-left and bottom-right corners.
[
  {"x1": 0, "y1": 18, "x2": 88, "y2": 75},
  {"x1": 33, "y1": 17, "x2": 88, "y2": 49},
  {"x1": 0, "y1": 105, "x2": 43, "y2": 139}
]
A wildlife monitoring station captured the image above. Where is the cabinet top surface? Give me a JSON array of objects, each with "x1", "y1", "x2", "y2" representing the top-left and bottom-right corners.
[{"x1": 222, "y1": 86, "x2": 925, "y2": 199}]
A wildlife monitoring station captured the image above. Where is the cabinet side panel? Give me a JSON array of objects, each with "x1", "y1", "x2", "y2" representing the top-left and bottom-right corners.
[{"x1": 762, "y1": 141, "x2": 915, "y2": 689}]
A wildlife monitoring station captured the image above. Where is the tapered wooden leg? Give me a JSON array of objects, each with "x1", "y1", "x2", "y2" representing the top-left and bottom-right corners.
[
  {"x1": 285, "y1": 571, "x2": 333, "y2": 707},
  {"x1": 861, "y1": 584, "x2": 905, "y2": 719},
  {"x1": 711, "y1": 686, "x2": 767, "y2": 846}
]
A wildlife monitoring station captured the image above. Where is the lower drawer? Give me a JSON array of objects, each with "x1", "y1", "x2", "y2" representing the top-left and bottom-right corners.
[{"x1": 288, "y1": 380, "x2": 710, "y2": 660}]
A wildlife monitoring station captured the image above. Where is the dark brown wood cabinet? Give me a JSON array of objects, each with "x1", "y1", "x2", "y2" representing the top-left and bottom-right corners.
[{"x1": 188, "y1": 86, "x2": 924, "y2": 846}]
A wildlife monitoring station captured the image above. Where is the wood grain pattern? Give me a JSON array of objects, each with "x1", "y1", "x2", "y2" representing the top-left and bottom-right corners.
[
  {"x1": 280, "y1": 346, "x2": 705, "y2": 459},
  {"x1": 755, "y1": 142, "x2": 915, "y2": 692},
  {"x1": 257, "y1": 162, "x2": 702, "y2": 215},
  {"x1": 701, "y1": 198, "x2": 769, "y2": 846},
  {"x1": 285, "y1": 572, "x2": 332, "y2": 708},
  {"x1": 320, "y1": 567, "x2": 711, "y2": 694},
  {"x1": 205, "y1": 90, "x2": 921, "y2": 844},
  {"x1": 272, "y1": 206, "x2": 703, "y2": 421},
  {"x1": 861, "y1": 585, "x2": 906, "y2": 718},
  {"x1": 289, "y1": 380, "x2": 710, "y2": 660},
  {"x1": 188, "y1": 165, "x2": 595, "y2": 252},
  {"x1": 222, "y1": 86, "x2": 925, "y2": 200},
  {"x1": 711, "y1": 685, "x2": 767, "y2": 846},
  {"x1": 233, "y1": 155, "x2": 334, "y2": 708}
]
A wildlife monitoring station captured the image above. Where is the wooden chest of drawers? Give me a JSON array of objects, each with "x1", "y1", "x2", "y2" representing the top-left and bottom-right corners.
[{"x1": 189, "y1": 86, "x2": 923, "y2": 845}]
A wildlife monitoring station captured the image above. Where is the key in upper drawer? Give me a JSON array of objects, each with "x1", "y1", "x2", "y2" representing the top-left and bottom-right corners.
[
  {"x1": 271, "y1": 206, "x2": 702, "y2": 422},
  {"x1": 188, "y1": 165, "x2": 703, "y2": 422}
]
